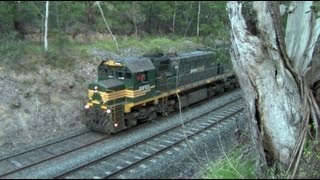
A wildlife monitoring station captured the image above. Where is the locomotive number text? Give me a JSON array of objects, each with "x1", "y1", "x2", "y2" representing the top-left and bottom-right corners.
[{"x1": 139, "y1": 84, "x2": 150, "y2": 91}]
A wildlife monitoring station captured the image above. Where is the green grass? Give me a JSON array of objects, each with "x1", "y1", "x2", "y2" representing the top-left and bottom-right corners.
[
  {"x1": 202, "y1": 146, "x2": 256, "y2": 179},
  {"x1": 0, "y1": 40, "x2": 41, "y2": 73},
  {"x1": 67, "y1": 35, "x2": 204, "y2": 54},
  {"x1": 0, "y1": 34, "x2": 208, "y2": 73}
]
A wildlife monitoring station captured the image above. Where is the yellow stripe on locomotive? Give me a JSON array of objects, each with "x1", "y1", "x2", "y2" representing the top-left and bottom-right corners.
[{"x1": 84, "y1": 51, "x2": 238, "y2": 134}]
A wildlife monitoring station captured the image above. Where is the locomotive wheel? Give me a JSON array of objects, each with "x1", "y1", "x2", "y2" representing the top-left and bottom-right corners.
[
  {"x1": 126, "y1": 118, "x2": 137, "y2": 128},
  {"x1": 147, "y1": 112, "x2": 157, "y2": 121}
]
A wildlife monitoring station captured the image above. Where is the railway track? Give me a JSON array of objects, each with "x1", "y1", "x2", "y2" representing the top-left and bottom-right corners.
[
  {"x1": 53, "y1": 96, "x2": 244, "y2": 179},
  {"x1": 0, "y1": 129, "x2": 108, "y2": 178},
  {"x1": 0, "y1": 90, "x2": 243, "y2": 179}
]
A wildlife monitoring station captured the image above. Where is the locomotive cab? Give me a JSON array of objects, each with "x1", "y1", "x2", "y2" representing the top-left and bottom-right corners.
[{"x1": 84, "y1": 57, "x2": 156, "y2": 134}]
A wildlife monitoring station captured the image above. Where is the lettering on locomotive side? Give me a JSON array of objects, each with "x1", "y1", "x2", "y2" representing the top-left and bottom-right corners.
[
  {"x1": 190, "y1": 68, "x2": 198, "y2": 73},
  {"x1": 190, "y1": 66, "x2": 205, "y2": 73},
  {"x1": 139, "y1": 84, "x2": 150, "y2": 91}
]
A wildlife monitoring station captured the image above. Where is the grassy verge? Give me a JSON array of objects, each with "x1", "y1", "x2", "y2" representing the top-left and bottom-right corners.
[
  {"x1": 68, "y1": 35, "x2": 204, "y2": 54},
  {"x1": 0, "y1": 34, "x2": 213, "y2": 74},
  {"x1": 202, "y1": 145, "x2": 256, "y2": 179},
  {"x1": 202, "y1": 138, "x2": 320, "y2": 179}
]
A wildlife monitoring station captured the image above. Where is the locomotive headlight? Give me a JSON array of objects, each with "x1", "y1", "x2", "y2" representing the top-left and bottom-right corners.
[
  {"x1": 94, "y1": 86, "x2": 98, "y2": 89},
  {"x1": 114, "y1": 123, "x2": 118, "y2": 127},
  {"x1": 85, "y1": 104, "x2": 90, "y2": 109},
  {"x1": 94, "y1": 86, "x2": 98, "y2": 93},
  {"x1": 106, "y1": 109, "x2": 111, "y2": 113}
]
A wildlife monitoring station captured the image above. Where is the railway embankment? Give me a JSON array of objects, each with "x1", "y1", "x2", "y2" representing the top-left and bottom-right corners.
[{"x1": 0, "y1": 48, "x2": 125, "y2": 156}]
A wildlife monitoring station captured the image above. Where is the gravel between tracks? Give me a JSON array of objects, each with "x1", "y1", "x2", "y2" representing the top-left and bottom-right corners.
[{"x1": 3, "y1": 89, "x2": 244, "y2": 179}]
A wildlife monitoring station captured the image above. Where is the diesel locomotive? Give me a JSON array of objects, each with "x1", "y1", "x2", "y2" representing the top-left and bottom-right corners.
[{"x1": 84, "y1": 50, "x2": 238, "y2": 134}]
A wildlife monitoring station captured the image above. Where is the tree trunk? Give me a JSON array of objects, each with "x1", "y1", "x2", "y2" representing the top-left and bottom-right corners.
[
  {"x1": 85, "y1": 1, "x2": 94, "y2": 39},
  {"x1": 133, "y1": 20, "x2": 138, "y2": 38},
  {"x1": 148, "y1": 4, "x2": 152, "y2": 35},
  {"x1": 96, "y1": 1, "x2": 119, "y2": 53},
  {"x1": 184, "y1": 20, "x2": 192, "y2": 38},
  {"x1": 184, "y1": 3, "x2": 193, "y2": 38},
  {"x1": 55, "y1": 1, "x2": 63, "y2": 52},
  {"x1": 31, "y1": 2, "x2": 44, "y2": 45},
  {"x1": 86, "y1": 1, "x2": 94, "y2": 26},
  {"x1": 197, "y1": 1, "x2": 201, "y2": 41},
  {"x1": 14, "y1": 1, "x2": 25, "y2": 39},
  {"x1": 44, "y1": 1, "x2": 49, "y2": 53},
  {"x1": 227, "y1": 1, "x2": 320, "y2": 176},
  {"x1": 132, "y1": 1, "x2": 139, "y2": 38},
  {"x1": 172, "y1": 1, "x2": 177, "y2": 34}
]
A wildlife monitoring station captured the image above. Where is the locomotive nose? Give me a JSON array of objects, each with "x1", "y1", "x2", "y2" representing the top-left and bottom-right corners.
[
  {"x1": 86, "y1": 106, "x2": 113, "y2": 134},
  {"x1": 91, "y1": 91, "x2": 103, "y2": 105},
  {"x1": 88, "y1": 79, "x2": 125, "y2": 104},
  {"x1": 85, "y1": 79, "x2": 126, "y2": 134}
]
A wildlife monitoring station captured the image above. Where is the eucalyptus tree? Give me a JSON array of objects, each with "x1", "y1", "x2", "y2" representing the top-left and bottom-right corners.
[
  {"x1": 227, "y1": 1, "x2": 320, "y2": 177},
  {"x1": 125, "y1": 1, "x2": 145, "y2": 37},
  {"x1": 0, "y1": 2, "x2": 15, "y2": 33},
  {"x1": 199, "y1": 1, "x2": 229, "y2": 42},
  {"x1": 95, "y1": 1, "x2": 119, "y2": 53},
  {"x1": 44, "y1": 1, "x2": 49, "y2": 52},
  {"x1": 197, "y1": 1, "x2": 201, "y2": 41},
  {"x1": 172, "y1": 1, "x2": 177, "y2": 34}
]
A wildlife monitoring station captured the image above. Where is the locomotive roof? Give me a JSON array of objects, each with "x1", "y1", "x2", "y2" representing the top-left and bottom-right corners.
[
  {"x1": 109, "y1": 56, "x2": 155, "y2": 73},
  {"x1": 98, "y1": 79, "x2": 124, "y2": 90},
  {"x1": 170, "y1": 50, "x2": 213, "y2": 60}
]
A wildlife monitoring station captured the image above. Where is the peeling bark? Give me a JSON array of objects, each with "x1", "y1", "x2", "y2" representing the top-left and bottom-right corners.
[{"x1": 227, "y1": 1, "x2": 320, "y2": 175}]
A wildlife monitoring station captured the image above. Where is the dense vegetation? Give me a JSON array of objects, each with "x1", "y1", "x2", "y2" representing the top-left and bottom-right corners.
[
  {"x1": 0, "y1": 1, "x2": 231, "y2": 72},
  {"x1": 3, "y1": 1, "x2": 318, "y2": 179},
  {"x1": 0, "y1": 1, "x2": 229, "y2": 41}
]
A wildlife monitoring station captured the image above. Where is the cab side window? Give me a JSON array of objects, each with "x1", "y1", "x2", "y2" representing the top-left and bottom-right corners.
[
  {"x1": 115, "y1": 70, "x2": 132, "y2": 80},
  {"x1": 108, "y1": 70, "x2": 114, "y2": 78},
  {"x1": 125, "y1": 72, "x2": 132, "y2": 79},
  {"x1": 117, "y1": 71, "x2": 125, "y2": 79},
  {"x1": 136, "y1": 72, "x2": 147, "y2": 82}
]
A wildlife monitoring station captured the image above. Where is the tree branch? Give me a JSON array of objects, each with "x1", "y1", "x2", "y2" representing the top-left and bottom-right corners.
[{"x1": 96, "y1": 1, "x2": 119, "y2": 54}]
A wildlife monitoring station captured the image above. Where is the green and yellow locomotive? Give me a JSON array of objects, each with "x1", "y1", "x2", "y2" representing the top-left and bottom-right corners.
[{"x1": 84, "y1": 51, "x2": 238, "y2": 134}]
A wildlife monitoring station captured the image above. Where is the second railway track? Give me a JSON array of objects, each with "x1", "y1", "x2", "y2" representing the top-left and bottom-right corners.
[
  {"x1": 0, "y1": 89, "x2": 243, "y2": 179},
  {"x1": 0, "y1": 130, "x2": 109, "y2": 178},
  {"x1": 54, "y1": 97, "x2": 244, "y2": 179}
]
